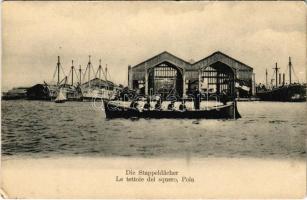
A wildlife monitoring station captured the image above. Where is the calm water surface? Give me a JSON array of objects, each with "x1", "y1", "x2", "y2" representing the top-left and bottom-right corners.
[{"x1": 1, "y1": 100, "x2": 306, "y2": 159}]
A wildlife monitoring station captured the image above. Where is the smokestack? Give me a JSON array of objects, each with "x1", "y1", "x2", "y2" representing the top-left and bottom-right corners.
[
  {"x1": 278, "y1": 73, "x2": 281, "y2": 86},
  {"x1": 289, "y1": 57, "x2": 292, "y2": 84},
  {"x1": 282, "y1": 73, "x2": 285, "y2": 85}
]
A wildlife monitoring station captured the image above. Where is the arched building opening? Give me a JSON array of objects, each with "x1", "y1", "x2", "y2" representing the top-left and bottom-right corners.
[
  {"x1": 199, "y1": 61, "x2": 235, "y2": 100},
  {"x1": 148, "y1": 62, "x2": 183, "y2": 100}
]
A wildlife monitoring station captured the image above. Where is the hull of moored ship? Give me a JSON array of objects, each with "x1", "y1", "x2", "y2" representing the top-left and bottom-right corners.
[{"x1": 256, "y1": 84, "x2": 306, "y2": 102}]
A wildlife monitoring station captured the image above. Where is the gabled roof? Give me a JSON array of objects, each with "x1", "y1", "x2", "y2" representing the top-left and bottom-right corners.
[
  {"x1": 131, "y1": 51, "x2": 253, "y2": 71},
  {"x1": 132, "y1": 51, "x2": 191, "y2": 70},
  {"x1": 193, "y1": 51, "x2": 253, "y2": 70}
]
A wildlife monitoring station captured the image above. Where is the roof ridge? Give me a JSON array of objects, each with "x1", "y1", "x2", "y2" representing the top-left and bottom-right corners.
[
  {"x1": 192, "y1": 51, "x2": 253, "y2": 69},
  {"x1": 131, "y1": 51, "x2": 253, "y2": 70},
  {"x1": 132, "y1": 51, "x2": 191, "y2": 68}
]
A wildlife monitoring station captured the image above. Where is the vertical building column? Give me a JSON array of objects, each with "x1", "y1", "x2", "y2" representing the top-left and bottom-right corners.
[
  {"x1": 198, "y1": 69, "x2": 201, "y2": 90},
  {"x1": 182, "y1": 69, "x2": 186, "y2": 97},
  {"x1": 216, "y1": 71, "x2": 220, "y2": 94},
  {"x1": 145, "y1": 63, "x2": 148, "y2": 96},
  {"x1": 128, "y1": 65, "x2": 132, "y2": 89},
  {"x1": 235, "y1": 70, "x2": 239, "y2": 99}
]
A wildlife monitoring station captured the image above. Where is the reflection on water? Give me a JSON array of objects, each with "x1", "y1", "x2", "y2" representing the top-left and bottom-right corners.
[{"x1": 1, "y1": 100, "x2": 306, "y2": 159}]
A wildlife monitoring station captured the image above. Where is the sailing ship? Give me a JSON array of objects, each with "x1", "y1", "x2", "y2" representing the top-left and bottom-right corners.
[
  {"x1": 55, "y1": 88, "x2": 67, "y2": 103},
  {"x1": 27, "y1": 56, "x2": 82, "y2": 101},
  {"x1": 28, "y1": 56, "x2": 116, "y2": 101},
  {"x1": 256, "y1": 57, "x2": 306, "y2": 102},
  {"x1": 53, "y1": 58, "x2": 83, "y2": 101},
  {"x1": 80, "y1": 57, "x2": 117, "y2": 101}
]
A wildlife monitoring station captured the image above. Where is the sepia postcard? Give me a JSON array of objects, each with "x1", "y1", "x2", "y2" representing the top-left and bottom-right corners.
[{"x1": 1, "y1": 1, "x2": 306, "y2": 199}]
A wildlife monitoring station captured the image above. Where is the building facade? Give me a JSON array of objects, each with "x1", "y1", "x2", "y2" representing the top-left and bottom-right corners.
[{"x1": 128, "y1": 51, "x2": 254, "y2": 99}]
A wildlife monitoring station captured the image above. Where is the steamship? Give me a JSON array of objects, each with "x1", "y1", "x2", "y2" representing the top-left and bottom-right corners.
[{"x1": 256, "y1": 57, "x2": 306, "y2": 102}]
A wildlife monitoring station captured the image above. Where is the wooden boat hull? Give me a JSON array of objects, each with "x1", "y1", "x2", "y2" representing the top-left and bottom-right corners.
[
  {"x1": 103, "y1": 101, "x2": 241, "y2": 119},
  {"x1": 55, "y1": 100, "x2": 66, "y2": 103}
]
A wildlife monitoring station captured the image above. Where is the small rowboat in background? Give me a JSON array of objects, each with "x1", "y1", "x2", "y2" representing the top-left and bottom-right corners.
[{"x1": 55, "y1": 89, "x2": 67, "y2": 103}]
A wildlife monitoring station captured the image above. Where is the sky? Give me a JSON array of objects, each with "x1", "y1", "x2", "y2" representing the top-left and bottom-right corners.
[{"x1": 2, "y1": 1, "x2": 306, "y2": 91}]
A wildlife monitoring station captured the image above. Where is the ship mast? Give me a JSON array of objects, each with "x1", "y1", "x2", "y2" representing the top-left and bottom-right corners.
[
  {"x1": 98, "y1": 59, "x2": 102, "y2": 80},
  {"x1": 88, "y1": 55, "x2": 91, "y2": 87},
  {"x1": 265, "y1": 68, "x2": 268, "y2": 87},
  {"x1": 273, "y1": 62, "x2": 279, "y2": 87},
  {"x1": 71, "y1": 60, "x2": 74, "y2": 86},
  {"x1": 79, "y1": 65, "x2": 82, "y2": 85},
  {"x1": 289, "y1": 57, "x2": 292, "y2": 84},
  {"x1": 105, "y1": 64, "x2": 108, "y2": 82},
  {"x1": 57, "y1": 56, "x2": 61, "y2": 85},
  {"x1": 97, "y1": 59, "x2": 103, "y2": 88}
]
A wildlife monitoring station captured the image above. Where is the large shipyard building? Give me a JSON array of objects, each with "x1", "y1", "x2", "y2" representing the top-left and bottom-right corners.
[{"x1": 128, "y1": 51, "x2": 254, "y2": 99}]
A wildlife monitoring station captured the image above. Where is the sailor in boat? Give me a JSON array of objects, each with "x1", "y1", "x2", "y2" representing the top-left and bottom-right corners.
[
  {"x1": 193, "y1": 87, "x2": 201, "y2": 110},
  {"x1": 143, "y1": 97, "x2": 151, "y2": 110},
  {"x1": 167, "y1": 100, "x2": 176, "y2": 111},
  {"x1": 154, "y1": 95, "x2": 162, "y2": 110},
  {"x1": 129, "y1": 99, "x2": 139, "y2": 109},
  {"x1": 179, "y1": 99, "x2": 187, "y2": 111},
  {"x1": 220, "y1": 90, "x2": 228, "y2": 105}
]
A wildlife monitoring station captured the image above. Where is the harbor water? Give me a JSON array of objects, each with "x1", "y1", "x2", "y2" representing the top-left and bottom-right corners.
[{"x1": 1, "y1": 100, "x2": 306, "y2": 159}]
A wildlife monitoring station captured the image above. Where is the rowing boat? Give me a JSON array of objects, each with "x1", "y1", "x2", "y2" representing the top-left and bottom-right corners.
[{"x1": 103, "y1": 100, "x2": 241, "y2": 119}]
